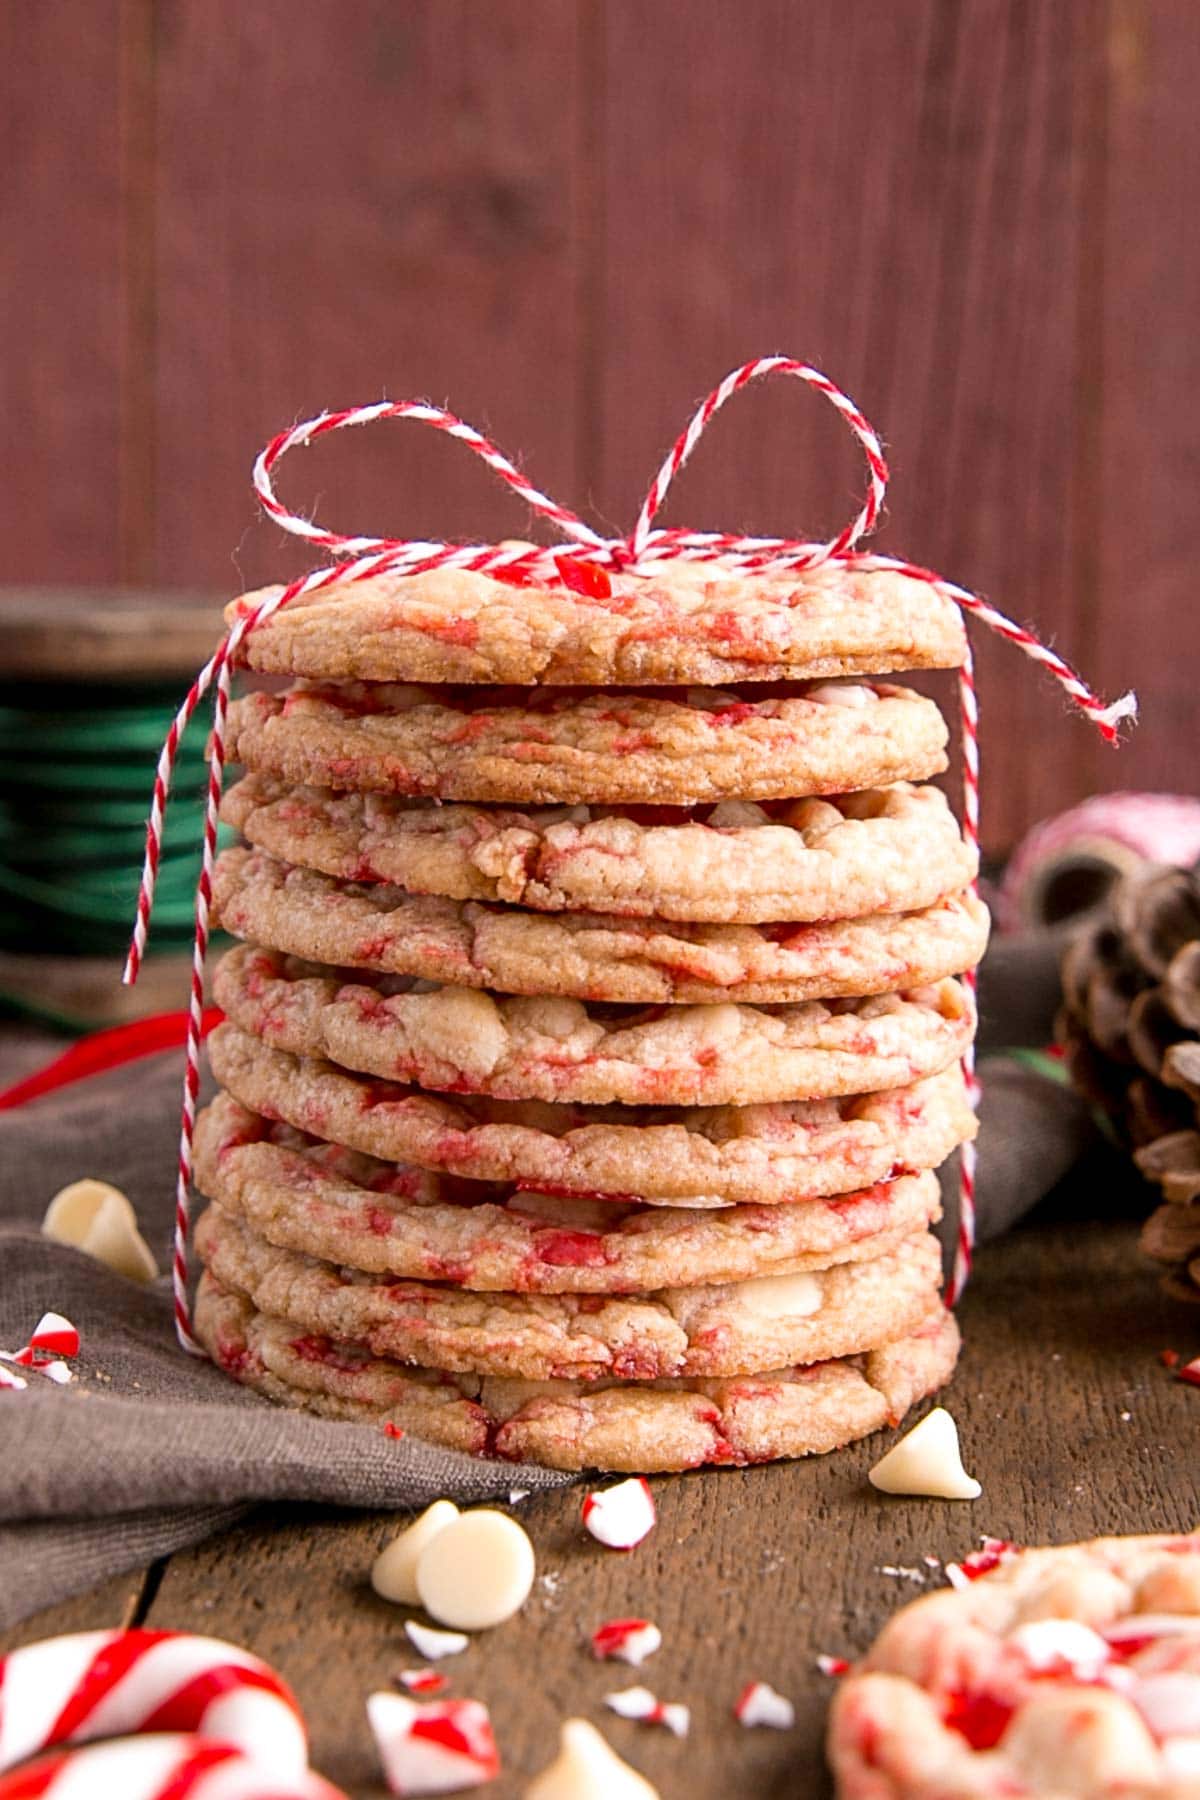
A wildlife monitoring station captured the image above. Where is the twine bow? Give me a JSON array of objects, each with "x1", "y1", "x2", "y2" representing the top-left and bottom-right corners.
[{"x1": 124, "y1": 358, "x2": 1136, "y2": 1354}]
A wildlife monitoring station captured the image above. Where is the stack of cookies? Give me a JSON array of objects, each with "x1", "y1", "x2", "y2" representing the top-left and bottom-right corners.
[{"x1": 194, "y1": 557, "x2": 987, "y2": 1471}]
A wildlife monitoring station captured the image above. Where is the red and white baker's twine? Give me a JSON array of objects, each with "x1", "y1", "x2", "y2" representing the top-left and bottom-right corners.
[{"x1": 123, "y1": 357, "x2": 1135, "y2": 1351}]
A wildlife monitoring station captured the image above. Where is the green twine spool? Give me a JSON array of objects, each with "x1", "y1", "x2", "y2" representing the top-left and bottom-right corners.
[{"x1": 0, "y1": 682, "x2": 228, "y2": 959}]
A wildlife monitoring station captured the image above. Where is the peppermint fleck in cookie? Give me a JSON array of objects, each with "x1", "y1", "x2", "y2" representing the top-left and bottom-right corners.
[
  {"x1": 213, "y1": 944, "x2": 975, "y2": 1107},
  {"x1": 195, "y1": 1204, "x2": 944, "y2": 1379},
  {"x1": 829, "y1": 1530, "x2": 1200, "y2": 1798},
  {"x1": 195, "y1": 1274, "x2": 962, "y2": 1470},
  {"x1": 221, "y1": 776, "x2": 979, "y2": 925},
  {"x1": 194, "y1": 1092, "x2": 943, "y2": 1292},
  {"x1": 224, "y1": 681, "x2": 949, "y2": 805},
  {"x1": 226, "y1": 559, "x2": 967, "y2": 689},
  {"x1": 208, "y1": 1025, "x2": 977, "y2": 1206},
  {"x1": 212, "y1": 848, "x2": 989, "y2": 1006}
]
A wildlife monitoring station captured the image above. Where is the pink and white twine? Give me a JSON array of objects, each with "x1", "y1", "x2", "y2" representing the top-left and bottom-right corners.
[{"x1": 123, "y1": 357, "x2": 1135, "y2": 1353}]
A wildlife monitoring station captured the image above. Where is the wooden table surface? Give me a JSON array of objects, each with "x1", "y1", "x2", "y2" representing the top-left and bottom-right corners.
[{"x1": 4, "y1": 1200, "x2": 1198, "y2": 1798}]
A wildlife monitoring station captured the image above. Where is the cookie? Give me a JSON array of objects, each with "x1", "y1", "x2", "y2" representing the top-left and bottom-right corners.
[
  {"x1": 194, "y1": 1092, "x2": 943, "y2": 1292},
  {"x1": 213, "y1": 944, "x2": 975, "y2": 1107},
  {"x1": 221, "y1": 777, "x2": 978, "y2": 925},
  {"x1": 226, "y1": 558, "x2": 967, "y2": 689},
  {"x1": 828, "y1": 1530, "x2": 1200, "y2": 1798},
  {"x1": 195, "y1": 1275, "x2": 962, "y2": 1470},
  {"x1": 224, "y1": 681, "x2": 950, "y2": 806},
  {"x1": 208, "y1": 1024, "x2": 977, "y2": 1207},
  {"x1": 195, "y1": 1204, "x2": 944, "y2": 1379},
  {"x1": 212, "y1": 848, "x2": 990, "y2": 1007}
]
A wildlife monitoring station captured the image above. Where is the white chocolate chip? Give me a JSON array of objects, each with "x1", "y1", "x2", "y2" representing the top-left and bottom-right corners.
[
  {"x1": 1009, "y1": 1618, "x2": 1110, "y2": 1677},
  {"x1": 416, "y1": 989, "x2": 507, "y2": 1079},
  {"x1": 868, "y1": 1407, "x2": 981, "y2": 1499},
  {"x1": 804, "y1": 682, "x2": 877, "y2": 708},
  {"x1": 415, "y1": 1508, "x2": 535, "y2": 1631},
  {"x1": 734, "y1": 1680, "x2": 795, "y2": 1729},
  {"x1": 42, "y1": 1179, "x2": 158, "y2": 1283},
  {"x1": 371, "y1": 1500, "x2": 460, "y2": 1606},
  {"x1": 403, "y1": 1619, "x2": 468, "y2": 1661},
  {"x1": 524, "y1": 1718, "x2": 659, "y2": 1800},
  {"x1": 733, "y1": 1271, "x2": 822, "y2": 1320}
]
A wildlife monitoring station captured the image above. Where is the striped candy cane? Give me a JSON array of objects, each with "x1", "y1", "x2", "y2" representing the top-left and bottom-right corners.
[
  {"x1": 123, "y1": 358, "x2": 1135, "y2": 1351},
  {"x1": 0, "y1": 1630, "x2": 307, "y2": 1777},
  {"x1": 0, "y1": 1737, "x2": 346, "y2": 1800}
]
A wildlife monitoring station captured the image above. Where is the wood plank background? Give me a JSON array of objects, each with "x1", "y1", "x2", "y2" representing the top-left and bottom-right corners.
[{"x1": 3, "y1": 0, "x2": 1196, "y2": 852}]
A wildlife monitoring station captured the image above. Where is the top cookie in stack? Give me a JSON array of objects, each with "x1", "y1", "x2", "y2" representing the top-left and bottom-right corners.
[{"x1": 195, "y1": 559, "x2": 986, "y2": 1473}]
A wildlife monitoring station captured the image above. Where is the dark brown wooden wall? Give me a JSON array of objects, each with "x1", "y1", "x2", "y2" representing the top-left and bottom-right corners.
[{"x1": 4, "y1": 0, "x2": 1197, "y2": 852}]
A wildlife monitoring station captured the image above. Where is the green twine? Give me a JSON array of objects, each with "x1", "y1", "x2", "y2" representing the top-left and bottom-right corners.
[{"x1": 0, "y1": 682, "x2": 228, "y2": 958}]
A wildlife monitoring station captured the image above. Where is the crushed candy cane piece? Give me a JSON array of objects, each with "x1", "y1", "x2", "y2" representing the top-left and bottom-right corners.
[
  {"x1": 416, "y1": 1509, "x2": 535, "y2": 1630},
  {"x1": 509, "y1": 1489, "x2": 530, "y2": 1504},
  {"x1": 0, "y1": 1366, "x2": 27, "y2": 1392},
  {"x1": 40, "y1": 1360, "x2": 73, "y2": 1385},
  {"x1": 382, "y1": 1422, "x2": 405, "y2": 1440},
  {"x1": 591, "y1": 1619, "x2": 662, "y2": 1667},
  {"x1": 404, "y1": 1620, "x2": 469, "y2": 1661},
  {"x1": 959, "y1": 1537, "x2": 1020, "y2": 1580},
  {"x1": 582, "y1": 1478, "x2": 656, "y2": 1550},
  {"x1": 14, "y1": 1312, "x2": 80, "y2": 1366},
  {"x1": 43, "y1": 1178, "x2": 158, "y2": 1283},
  {"x1": 1178, "y1": 1356, "x2": 1200, "y2": 1389},
  {"x1": 816, "y1": 1655, "x2": 850, "y2": 1677},
  {"x1": 868, "y1": 1407, "x2": 981, "y2": 1499},
  {"x1": 1160, "y1": 1349, "x2": 1181, "y2": 1369},
  {"x1": 367, "y1": 1691, "x2": 499, "y2": 1795},
  {"x1": 372, "y1": 1500, "x2": 460, "y2": 1606},
  {"x1": 397, "y1": 1668, "x2": 448, "y2": 1695},
  {"x1": 604, "y1": 1686, "x2": 689, "y2": 1738},
  {"x1": 879, "y1": 1564, "x2": 924, "y2": 1583},
  {"x1": 525, "y1": 1718, "x2": 659, "y2": 1799},
  {"x1": 733, "y1": 1680, "x2": 795, "y2": 1729}
]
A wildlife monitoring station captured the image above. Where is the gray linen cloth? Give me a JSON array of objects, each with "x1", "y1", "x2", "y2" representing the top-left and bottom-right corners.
[{"x1": 0, "y1": 935, "x2": 1110, "y2": 1627}]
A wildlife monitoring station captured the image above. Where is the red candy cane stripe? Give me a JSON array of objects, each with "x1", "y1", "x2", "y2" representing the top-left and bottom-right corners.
[
  {"x1": 123, "y1": 358, "x2": 1134, "y2": 1352},
  {"x1": 0, "y1": 1631, "x2": 307, "y2": 1778},
  {"x1": 0, "y1": 1737, "x2": 346, "y2": 1800}
]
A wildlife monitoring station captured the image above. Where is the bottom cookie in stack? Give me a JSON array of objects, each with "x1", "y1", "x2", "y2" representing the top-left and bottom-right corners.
[{"x1": 189, "y1": 1092, "x2": 962, "y2": 1471}]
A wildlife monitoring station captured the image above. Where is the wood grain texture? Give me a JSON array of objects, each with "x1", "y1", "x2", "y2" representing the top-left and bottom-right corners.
[
  {"x1": 1090, "y1": 0, "x2": 1200, "y2": 798},
  {"x1": 0, "y1": 3, "x2": 124, "y2": 583},
  {"x1": 5, "y1": 1212, "x2": 1193, "y2": 1797},
  {"x1": 151, "y1": 0, "x2": 586, "y2": 593}
]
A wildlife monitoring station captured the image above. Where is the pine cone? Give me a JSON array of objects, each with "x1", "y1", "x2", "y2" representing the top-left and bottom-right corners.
[{"x1": 1059, "y1": 862, "x2": 1200, "y2": 1302}]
